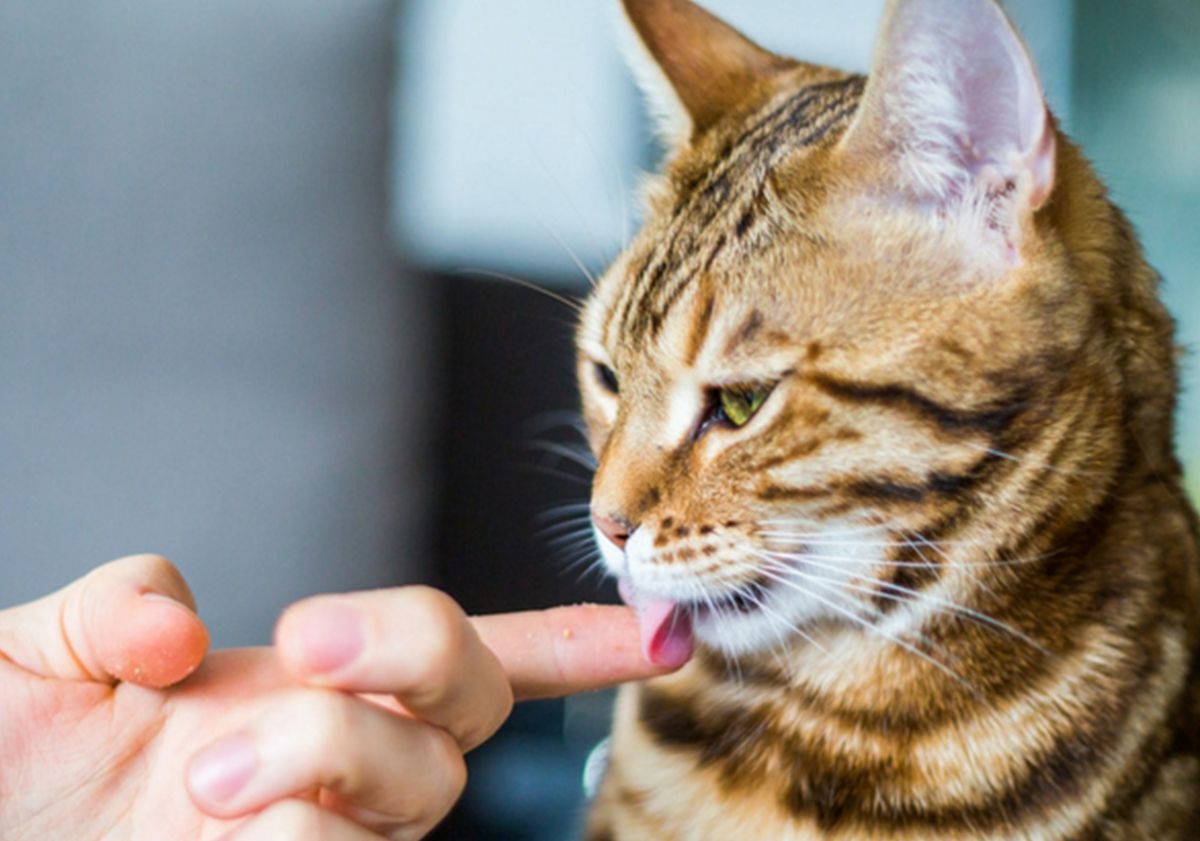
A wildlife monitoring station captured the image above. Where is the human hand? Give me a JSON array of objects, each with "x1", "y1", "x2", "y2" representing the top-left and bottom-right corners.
[{"x1": 0, "y1": 556, "x2": 673, "y2": 840}]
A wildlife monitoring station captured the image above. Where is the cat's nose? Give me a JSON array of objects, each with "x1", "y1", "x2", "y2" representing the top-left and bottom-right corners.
[{"x1": 593, "y1": 513, "x2": 635, "y2": 550}]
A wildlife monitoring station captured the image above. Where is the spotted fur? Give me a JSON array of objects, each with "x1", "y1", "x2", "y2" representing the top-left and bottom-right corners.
[{"x1": 576, "y1": 1, "x2": 1200, "y2": 839}]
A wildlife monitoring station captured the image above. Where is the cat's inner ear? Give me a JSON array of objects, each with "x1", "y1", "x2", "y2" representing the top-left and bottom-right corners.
[
  {"x1": 840, "y1": 0, "x2": 1057, "y2": 247},
  {"x1": 620, "y1": 0, "x2": 796, "y2": 147}
]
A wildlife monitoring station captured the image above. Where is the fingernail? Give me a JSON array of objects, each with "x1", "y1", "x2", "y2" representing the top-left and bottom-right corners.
[
  {"x1": 188, "y1": 732, "x2": 258, "y2": 805},
  {"x1": 297, "y1": 600, "x2": 365, "y2": 674}
]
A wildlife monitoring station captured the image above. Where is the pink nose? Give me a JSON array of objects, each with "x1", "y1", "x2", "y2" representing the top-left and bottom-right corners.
[{"x1": 593, "y1": 514, "x2": 634, "y2": 550}]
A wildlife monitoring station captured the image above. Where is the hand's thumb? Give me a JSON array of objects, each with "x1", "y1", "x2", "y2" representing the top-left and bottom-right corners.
[{"x1": 0, "y1": 554, "x2": 210, "y2": 688}]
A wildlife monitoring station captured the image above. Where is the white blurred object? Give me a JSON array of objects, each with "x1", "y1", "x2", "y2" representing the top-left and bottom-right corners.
[
  {"x1": 392, "y1": 0, "x2": 1072, "y2": 286},
  {"x1": 582, "y1": 737, "x2": 612, "y2": 800}
]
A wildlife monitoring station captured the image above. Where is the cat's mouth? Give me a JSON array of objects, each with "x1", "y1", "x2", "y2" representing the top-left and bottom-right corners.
[{"x1": 618, "y1": 575, "x2": 775, "y2": 667}]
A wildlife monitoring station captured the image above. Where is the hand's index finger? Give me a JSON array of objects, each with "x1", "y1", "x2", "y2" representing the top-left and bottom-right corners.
[{"x1": 470, "y1": 605, "x2": 676, "y2": 701}]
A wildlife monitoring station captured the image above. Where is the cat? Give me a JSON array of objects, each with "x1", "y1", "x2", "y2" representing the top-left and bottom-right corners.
[{"x1": 575, "y1": 0, "x2": 1200, "y2": 839}]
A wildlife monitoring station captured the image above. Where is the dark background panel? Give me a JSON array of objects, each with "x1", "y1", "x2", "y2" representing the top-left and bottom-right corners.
[{"x1": 424, "y1": 274, "x2": 619, "y2": 841}]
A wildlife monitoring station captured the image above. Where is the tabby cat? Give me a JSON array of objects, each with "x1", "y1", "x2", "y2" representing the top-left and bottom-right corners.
[{"x1": 575, "y1": 0, "x2": 1200, "y2": 838}]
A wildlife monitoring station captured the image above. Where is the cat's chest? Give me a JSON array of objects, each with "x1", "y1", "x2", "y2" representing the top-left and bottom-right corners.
[{"x1": 596, "y1": 682, "x2": 831, "y2": 841}]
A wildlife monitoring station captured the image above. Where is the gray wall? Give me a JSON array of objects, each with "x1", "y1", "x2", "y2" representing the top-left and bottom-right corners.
[{"x1": 0, "y1": 0, "x2": 432, "y2": 645}]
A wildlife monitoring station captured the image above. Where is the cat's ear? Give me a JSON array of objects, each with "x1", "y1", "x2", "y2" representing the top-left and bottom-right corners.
[
  {"x1": 840, "y1": 0, "x2": 1056, "y2": 250},
  {"x1": 620, "y1": 0, "x2": 795, "y2": 147}
]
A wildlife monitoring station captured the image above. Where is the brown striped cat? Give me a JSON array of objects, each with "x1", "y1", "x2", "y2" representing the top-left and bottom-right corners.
[{"x1": 576, "y1": 0, "x2": 1200, "y2": 838}]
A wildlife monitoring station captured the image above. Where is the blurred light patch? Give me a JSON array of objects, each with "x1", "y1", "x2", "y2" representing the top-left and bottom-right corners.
[
  {"x1": 1143, "y1": 75, "x2": 1200, "y2": 187},
  {"x1": 392, "y1": 0, "x2": 1072, "y2": 285},
  {"x1": 393, "y1": 0, "x2": 637, "y2": 284}
]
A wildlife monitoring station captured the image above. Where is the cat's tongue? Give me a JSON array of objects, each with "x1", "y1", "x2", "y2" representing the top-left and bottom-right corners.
[{"x1": 618, "y1": 578, "x2": 694, "y2": 669}]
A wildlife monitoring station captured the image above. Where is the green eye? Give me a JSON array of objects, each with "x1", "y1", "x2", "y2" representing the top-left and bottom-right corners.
[{"x1": 717, "y1": 385, "x2": 773, "y2": 428}]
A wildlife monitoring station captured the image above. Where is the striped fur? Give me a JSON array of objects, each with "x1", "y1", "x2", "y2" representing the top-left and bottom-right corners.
[{"x1": 576, "y1": 1, "x2": 1200, "y2": 839}]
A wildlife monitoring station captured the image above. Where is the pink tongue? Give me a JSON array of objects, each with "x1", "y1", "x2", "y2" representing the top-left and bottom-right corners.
[{"x1": 619, "y1": 579, "x2": 694, "y2": 668}]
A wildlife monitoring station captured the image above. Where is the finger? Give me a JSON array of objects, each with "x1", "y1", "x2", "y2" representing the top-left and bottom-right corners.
[
  {"x1": 471, "y1": 604, "x2": 675, "y2": 701},
  {"x1": 0, "y1": 554, "x2": 209, "y2": 687},
  {"x1": 275, "y1": 587, "x2": 512, "y2": 750},
  {"x1": 216, "y1": 799, "x2": 387, "y2": 841},
  {"x1": 187, "y1": 688, "x2": 466, "y2": 838}
]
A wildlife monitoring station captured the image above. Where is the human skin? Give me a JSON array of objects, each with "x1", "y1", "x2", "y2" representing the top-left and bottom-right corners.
[{"x1": 0, "y1": 555, "x2": 671, "y2": 840}]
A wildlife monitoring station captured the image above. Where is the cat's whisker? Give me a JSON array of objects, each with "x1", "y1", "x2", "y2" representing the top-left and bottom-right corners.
[
  {"x1": 555, "y1": 537, "x2": 598, "y2": 563},
  {"x1": 768, "y1": 571, "x2": 974, "y2": 681},
  {"x1": 555, "y1": 532, "x2": 598, "y2": 557},
  {"x1": 536, "y1": 220, "x2": 601, "y2": 289},
  {"x1": 757, "y1": 519, "x2": 886, "y2": 534},
  {"x1": 522, "y1": 410, "x2": 590, "y2": 441},
  {"x1": 906, "y1": 531, "x2": 1005, "y2": 599},
  {"x1": 526, "y1": 140, "x2": 613, "y2": 274},
  {"x1": 750, "y1": 593, "x2": 802, "y2": 670},
  {"x1": 516, "y1": 463, "x2": 594, "y2": 487},
  {"x1": 745, "y1": 587, "x2": 829, "y2": 656},
  {"x1": 754, "y1": 526, "x2": 893, "y2": 543},
  {"x1": 762, "y1": 566, "x2": 982, "y2": 687},
  {"x1": 456, "y1": 268, "x2": 584, "y2": 315},
  {"x1": 533, "y1": 501, "x2": 594, "y2": 525},
  {"x1": 537, "y1": 524, "x2": 592, "y2": 543},
  {"x1": 568, "y1": 113, "x2": 633, "y2": 253},
  {"x1": 728, "y1": 584, "x2": 811, "y2": 676},
  {"x1": 698, "y1": 580, "x2": 745, "y2": 684},
  {"x1": 562, "y1": 557, "x2": 606, "y2": 588},
  {"x1": 906, "y1": 532, "x2": 955, "y2": 569},
  {"x1": 757, "y1": 531, "x2": 1057, "y2": 569},
  {"x1": 757, "y1": 552, "x2": 1046, "y2": 654},
  {"x1": 758, "y1": 530, "x2": 964, "y2": 556},
  {"x1": 716, "y1": 558, "x2": 829, "y2": 658},
  {"x1": 758, "y1": 527, "x2": 1060, "y2": 568},
  {"x1": 544, "y1": 528, "x2": 600, "y2": 552},
  {"x1": 751, "y1": 561, "x2": 980, "y2": 696},
  {"x1": 565, "y1": 552, "x2": 608, "y2": 587},
  {"x1": 964, "y1": 442, "x2": 1105, "y2": 479},
  {"x1": 765, "y1": 551, "x2": 1045, "y2": 569},
  {"x1": 524, "y1": 439, "x2": 598, "y2": 472},
  {"x1": 756, "y1": 533, "x2": 976, "y2": 552}
]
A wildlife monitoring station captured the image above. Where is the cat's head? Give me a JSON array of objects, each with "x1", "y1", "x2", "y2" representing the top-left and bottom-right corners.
[{"x1": 578, "y1": 0, "x2": 1106, "y2": 665}]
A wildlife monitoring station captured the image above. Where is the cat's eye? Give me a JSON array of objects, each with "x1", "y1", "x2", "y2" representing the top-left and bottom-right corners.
[
  {"x1": 716, "y1": 385, "x2": 773, "y2": 428},
  {"x1": 595, "y1": 363, "x2": 619, "y2": 394}
]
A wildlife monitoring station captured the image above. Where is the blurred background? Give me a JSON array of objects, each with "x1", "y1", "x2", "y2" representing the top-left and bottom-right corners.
[{"x1": 1, "y1": 1, "x2": 1196, "y2": 838}]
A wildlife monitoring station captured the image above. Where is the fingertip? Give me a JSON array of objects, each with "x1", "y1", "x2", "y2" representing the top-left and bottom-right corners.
[
  {"x1": 474, "y1": 604, "x2": 684, "y2": 701},
  {"x1": 273, "y1": 602, "x2": 312, "y2": 680},
  {"x1": 105, "y1": 591, "x2": 210, "y2": 688},
  {"x1": 273, "y1": 605, "x2": 301, "y2": 672},
  {"x1": 274, "y1": 598, "x2": 366, "y2": 684}
]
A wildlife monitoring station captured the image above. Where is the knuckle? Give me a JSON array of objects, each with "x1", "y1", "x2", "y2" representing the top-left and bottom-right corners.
[
  {"x1": 403, "y1": 587, "x2": 465, "y2": 636},
  {"x1": 294, "y1": 691, "x2": 355, "y2": 759},
  {"x1": 429, "y1": 726, "x2": 468, "y2": 805},
  {"x1": 123, "y1": 552, "x2": 176, "y2": 577},
  {"x1": 108, "y1": 554, "x2": 193, "y2": 607},
  {"x1": 495, "y1": 669, "x2": 516, "y2": 718},
  {"x1": 400, "y1": 589, "x2": 467, "y2": 696},
  {"x1": 382, "y1": 727, "x2": 466, "y2": 830},
  {"x1": 461, "y1": 670, "x2": 514, "y2": 750},
  {"x1": 491, "y1": 680, "x2": 516, "y2": 733},
  {"x1": 260, "y1": 799, "x2": 323, "y2": 836}
]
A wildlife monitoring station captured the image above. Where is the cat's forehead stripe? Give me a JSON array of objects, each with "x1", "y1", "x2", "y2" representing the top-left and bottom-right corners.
[
  {"x1": 610, "y1": 76, "x2": 866, "y2": 348},
  {"x1": 682, "y1": 286, "x2": 715, "y2": 366}
]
